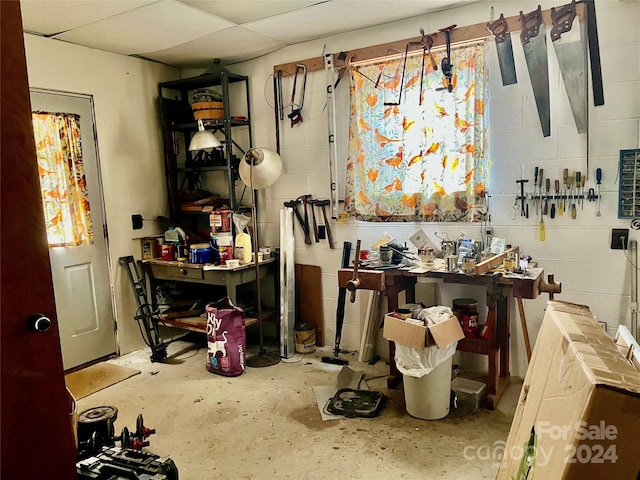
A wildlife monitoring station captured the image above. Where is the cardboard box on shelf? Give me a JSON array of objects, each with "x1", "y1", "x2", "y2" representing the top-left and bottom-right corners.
[
  {"x1": 382, "y1": 314, "x2": 464, "y2": 349},
  {"x1": 497, "y1": 301, "x2": 640, "y2": 480}
]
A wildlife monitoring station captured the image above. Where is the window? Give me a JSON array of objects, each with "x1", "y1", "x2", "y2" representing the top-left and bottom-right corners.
[
  {"x1": 32, "y1": 112, "x2": 94, "y2": 246},
  {"x1": 344, "y1": 42, "x2": 488, "y2": 222}
]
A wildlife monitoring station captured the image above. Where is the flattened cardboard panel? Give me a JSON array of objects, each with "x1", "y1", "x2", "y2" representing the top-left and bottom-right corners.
[{"x1": 295, "y1": 264, "x2": 324, "y2": 346}]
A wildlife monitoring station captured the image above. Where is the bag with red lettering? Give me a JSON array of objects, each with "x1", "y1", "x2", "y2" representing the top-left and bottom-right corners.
[{"x1": 206, "y1": 297, "x2": 246, "y2": 376}]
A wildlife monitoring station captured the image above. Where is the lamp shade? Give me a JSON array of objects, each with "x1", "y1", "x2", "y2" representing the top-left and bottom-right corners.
[
  {"x1": 188, "y1": 119, "x2": 222, "y2": 152},
  {"x1": 239, "y1": 148, "x2": 282, "y2": 190}
]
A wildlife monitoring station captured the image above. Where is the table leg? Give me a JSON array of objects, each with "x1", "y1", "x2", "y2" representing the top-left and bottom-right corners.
[
  {"x1": 387, "y1": 293, "x2": 401, "y2": 389},
  {"x1": 486, "y1": 296, "x2": 499, "y2": 401},
  {"x1": 499, "y1": 293, "x2": 510, "y2": 379}
]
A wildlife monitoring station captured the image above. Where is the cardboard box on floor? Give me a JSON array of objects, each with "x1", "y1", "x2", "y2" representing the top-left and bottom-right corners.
[
  {"x1": 382, "y1": 314, "x2": 463, "y2": 349},
  {"x1": 497, "y1": 301, "x2": 640, "y2": 479}
]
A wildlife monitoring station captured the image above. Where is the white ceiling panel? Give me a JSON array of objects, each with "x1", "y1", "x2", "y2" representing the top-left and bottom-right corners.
[
  {"x1": 142, "y1": 26, "x2": 284, "y2": 66},
  {"x1": 242, "y1": 1, "x2": 449, "y2": 43},
  {"x1": 22, "y1": 0, "x2": 482, "y2": 68},
  {"x1": 53, "y1": 0, "x2": 235, "y2": 55},
  {"x1": 20, "y1": 0, "x2": 156, "y2": 36},
  {"x1": 180, "y1": 0, "x2": 318, "y2": 24}
]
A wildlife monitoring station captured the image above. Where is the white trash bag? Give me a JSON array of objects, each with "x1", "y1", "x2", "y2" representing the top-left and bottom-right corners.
[{"x1": 394, "y1": 305, "x2": 458, "y2": 378}]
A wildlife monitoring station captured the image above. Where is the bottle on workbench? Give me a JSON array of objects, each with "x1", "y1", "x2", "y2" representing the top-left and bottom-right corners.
[
  {"x1": 232, "y1": 214, "x2": 252, "y2": 264},
  {"x1": 164, "y1": 226, "x2": 187, "y2": 261}
]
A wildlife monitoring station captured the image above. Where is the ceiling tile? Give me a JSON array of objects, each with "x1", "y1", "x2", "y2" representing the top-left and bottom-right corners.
[
  {"x1": 179, "y1": 0, "x2": 318, "y2": 24},
  {"x1": 242, "y1": 1, "x2": 456, "y2": 43},
  {"x1": 20, "y1": 0, "x2": 156, "y2": 36},
  {"x1": 141, "y1": 26, "x2": 285, "y2": 67},
  {"x1": 53, "y1": 0, "x2": 236, "y2": 55}
]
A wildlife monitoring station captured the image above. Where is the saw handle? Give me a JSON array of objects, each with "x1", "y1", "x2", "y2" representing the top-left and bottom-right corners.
[
  {"x1": 550, "y1": 0, "x2": 577, "y2": 41},
  {"x1": 487, "y1": 13, "x2": 509, "y2": 43},
  {"x1": 519, "y1": 5, "x2": 543, "y2": 44}
]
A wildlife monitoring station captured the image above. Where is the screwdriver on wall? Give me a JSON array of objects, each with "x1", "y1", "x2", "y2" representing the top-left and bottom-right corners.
[
  {"x1": 543, "y1": 178, "x2": 550, "y2": 215},
  {"x1": 539, "y1": 169, "x2": 545, "y2": 241},
  {"x1": 596, "y1": 167, "x2": 602, "y2": 216},
  {"x1": 537, "y1": 168, "x2": 544, "y2": 215},
  {"x1": 553, "y1": 179, "x2": 560, "y2": 217},
  {"x1": 533, "y1": 167, "x2": 539, "y2": 214},
  {"x1": 575, "y1": 171, "x2": 582, "y2": 210},
  {"x1": 562, "y1": 168, "x2": 569, "y2": 212}
]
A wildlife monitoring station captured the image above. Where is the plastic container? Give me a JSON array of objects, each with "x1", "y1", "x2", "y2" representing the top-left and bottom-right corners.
[
  {"x1": 190, "y1": 243, "x2": 215, "y2": 264},
  {"x1": 451, "y1": 377, "x2": 486, "y2": 410},
  {"x1": 235, "y1": 231, "x2": 252, "y2": 264},
  {"x1": 403, "y1": 354, "x2": 452, "y2": 420},
  {"x1": 164, "y1": 226, "x2": 186, "y2": 244}
]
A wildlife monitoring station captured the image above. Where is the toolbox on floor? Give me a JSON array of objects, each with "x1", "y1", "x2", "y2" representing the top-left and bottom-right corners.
[{"x1": 76, "y1": 446, "x2": 178, "y2": 480}]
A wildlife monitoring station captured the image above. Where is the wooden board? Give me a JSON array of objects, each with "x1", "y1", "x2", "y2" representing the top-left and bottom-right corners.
[
  {"x1": 474, "y1": 246, "x2": 519, "y2": 274},
  {"x1": 274, "y1": 4, "x2": 584, "y2": 77},
  {"x1": 295, "y1": 264, "x2": 324, "y2": 347}
]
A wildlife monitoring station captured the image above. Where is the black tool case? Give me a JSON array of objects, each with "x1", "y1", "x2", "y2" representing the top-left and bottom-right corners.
[{"x1": 76, "y1": 446, "x2": 178, "y2": 480}]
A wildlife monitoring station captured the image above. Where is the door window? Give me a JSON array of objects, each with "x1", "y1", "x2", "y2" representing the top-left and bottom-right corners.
[{"x1": 32, "y1": 112, "x2": 94, "y2": 247}]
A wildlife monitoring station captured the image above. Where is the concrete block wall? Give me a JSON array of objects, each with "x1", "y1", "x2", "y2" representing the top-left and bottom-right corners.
[{"x1": 217, "y1": 0, "x2": 639, "y2": 378}]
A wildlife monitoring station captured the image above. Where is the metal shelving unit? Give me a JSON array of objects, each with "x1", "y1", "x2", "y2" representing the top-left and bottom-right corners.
[{"x1": 158, "y1": 63, "x2": 253, "y2": 232}]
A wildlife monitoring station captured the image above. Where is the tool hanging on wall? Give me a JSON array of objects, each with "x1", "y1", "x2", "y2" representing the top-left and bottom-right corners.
[
  {"x1": 284, "y1": 199, "x2": 312, "y2": 245},
  {"x1": 309, "y1": 199, "x2": 320, "y2": 242},
  {"x1": 324, "y1": 53, "x2": 340, "y2": 220},
  {"x1": 520, "y1": 6, "x2": 551, "y2": 137},
  {"x1": 438, "y1": 24, "x2": 457, "y2": 92},
  {"x1": 516, "y1": 175, "x2": 529, "y2": 218},
  {"x1": 551, "y1": 0, "x2": 588, "y2": 134},
  {"x1": 487, "y1": 13, "x2": 517, "y2": 86},
  {"x1": 596, "y1": 167, "x2": 602, "y2": 216},
  {"x1": 539, "y1": 169, "x2": 546, "y2": 241},
  {"x1": 417, "y1": 29, "x2": 437, "y2": 104},
  {"x1": 276, "y1": 70, "x2": 284, "y2": 121},
  {"x1": 288, "y1": 64, "x2": 306, "y2": 127},
  {"x1": 316, "y1": 199, "x2": 335, "y2": 249}
]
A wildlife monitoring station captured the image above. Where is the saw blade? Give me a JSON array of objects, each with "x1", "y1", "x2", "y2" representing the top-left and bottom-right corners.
[
  {"x1": 488, "y1": 14, "x2": 517, "y2": 86},
  {"x1": 551, "y1": 0, "x2": 588, "y2": 134},
  {"x1": 520, "y1": 6, "x2": 551, "y2": 137}
]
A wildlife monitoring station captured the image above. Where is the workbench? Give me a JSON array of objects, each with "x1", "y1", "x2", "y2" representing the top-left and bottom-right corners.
[
  {"x1": 338, "y1": 260, "x2": 549, "y2": 409},
  {"x1": 142, "y1": 257, "x2": 278, "y2": 333}
]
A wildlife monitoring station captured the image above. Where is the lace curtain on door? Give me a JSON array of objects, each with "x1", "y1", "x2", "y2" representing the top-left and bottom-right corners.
[
  {"x1": 344, "y1": 42, "x2": 489, "y2": 222},
  {"x1": 32, "y1": 112, "x2": 94, "y2": 246}
]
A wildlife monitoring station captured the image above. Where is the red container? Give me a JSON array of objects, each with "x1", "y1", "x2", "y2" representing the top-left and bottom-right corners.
[
  {"x1": 453, "y1": 298, "x2": 479, "y2": 338},
  {"x1": 161, "y1": 244, "x2": 174, "y2": 261},
  {"x1": 210, "y1": 209, "x2": 233, "y2": 233}
]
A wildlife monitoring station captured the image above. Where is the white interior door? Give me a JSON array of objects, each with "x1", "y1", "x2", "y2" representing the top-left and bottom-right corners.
[{"x1": 30, "y1": 90, "x2": 116, "y2": 369}]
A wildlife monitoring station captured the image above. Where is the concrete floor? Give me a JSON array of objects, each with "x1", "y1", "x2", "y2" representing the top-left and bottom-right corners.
[{"x1": 77, "y1": 336, "x2": 521, "y2": 479}]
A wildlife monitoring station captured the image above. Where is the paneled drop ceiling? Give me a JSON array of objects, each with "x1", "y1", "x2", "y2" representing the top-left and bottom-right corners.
[{"x1": 20, "y1": 0, "x2": 478, "y2": 68}]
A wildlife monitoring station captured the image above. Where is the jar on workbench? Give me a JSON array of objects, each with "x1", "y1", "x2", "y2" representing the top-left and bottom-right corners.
[{"x1": 453, "y1": 298, "x2": 479, "y2": 338}]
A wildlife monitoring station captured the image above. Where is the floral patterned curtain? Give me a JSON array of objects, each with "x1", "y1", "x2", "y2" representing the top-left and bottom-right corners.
[
  {"x1": 345, "y1": 42, "x2": 488, "y2": 222},
  {"x1": 32, "y1": 112, "x2": 94, "y2": 246}
]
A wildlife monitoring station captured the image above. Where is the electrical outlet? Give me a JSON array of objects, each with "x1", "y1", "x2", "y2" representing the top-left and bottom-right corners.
[
  {"x1": 611, "y1": 228, "x2": 629, "y2": 250},
  {"x1": 132, "y1": 214, "x2": 143, "y2": 230}
]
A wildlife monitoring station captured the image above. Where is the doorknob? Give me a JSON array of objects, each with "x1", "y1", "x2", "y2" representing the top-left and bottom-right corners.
[{"x1": 27, "y1": 314, "x2": 51, "y2": 332}]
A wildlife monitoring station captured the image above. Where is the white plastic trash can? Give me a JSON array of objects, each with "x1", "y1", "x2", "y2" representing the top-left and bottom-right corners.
[{"x1": 403, "y1": 355, "x2": 452, "y2": 420}]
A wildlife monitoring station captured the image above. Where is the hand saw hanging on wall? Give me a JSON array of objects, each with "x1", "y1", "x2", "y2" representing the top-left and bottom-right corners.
[
  {"x1": 551, "y1": 0, "x2": 588, "y2": 134},
  {"x1": 520, "y1": 5, "x2": 550, "y2": 137},
  {"x1": 487, "y1": 13, "x2": 517, "y2": 86}
]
